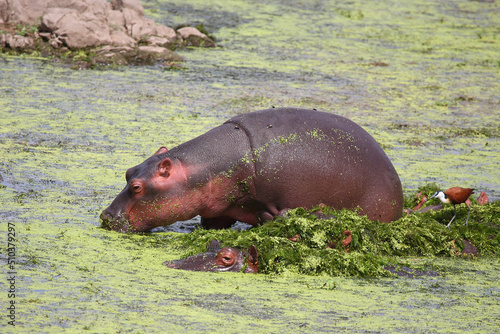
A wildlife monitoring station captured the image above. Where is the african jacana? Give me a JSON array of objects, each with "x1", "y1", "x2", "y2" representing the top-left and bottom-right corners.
[{"x1": 429, "y1": 187, "x2": 474, "y2": 228}]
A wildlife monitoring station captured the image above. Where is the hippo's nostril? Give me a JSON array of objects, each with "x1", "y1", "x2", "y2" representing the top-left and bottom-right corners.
[
  {"x1": 100, "y1": 209, "x2": 131, "y2": 232},
  {"x1": 100, "y1": 211, "x2": 113, "y2": 225},
  {"x1": 100, "y1": 210, "x2": 119, "y2": 228}
]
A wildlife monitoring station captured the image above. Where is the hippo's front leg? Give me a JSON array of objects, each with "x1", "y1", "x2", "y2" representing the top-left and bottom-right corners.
[{"x1": 257, "y1": 206, "x2": 292, "y2": 222}]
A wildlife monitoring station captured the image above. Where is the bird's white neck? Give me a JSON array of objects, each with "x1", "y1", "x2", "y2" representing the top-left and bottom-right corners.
[{"x1": 435, "y1": 191, "x2": 451, "y2": 204}]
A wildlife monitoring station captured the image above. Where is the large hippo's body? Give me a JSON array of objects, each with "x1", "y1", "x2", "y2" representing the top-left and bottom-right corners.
[{"x1": 101, "y1": 108, "x2": 403, "y2": 232}]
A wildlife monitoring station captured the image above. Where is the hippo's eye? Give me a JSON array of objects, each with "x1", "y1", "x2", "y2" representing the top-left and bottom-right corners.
[
  {"x1": 129, "y1": 181, "x2": 144, "y2": 195},
  {"x1": 217, "y1": 248, "x2": 237, "y2": 267},
  {"x1": 221, "y1": 255, "x2": 234, "y2": 266}
]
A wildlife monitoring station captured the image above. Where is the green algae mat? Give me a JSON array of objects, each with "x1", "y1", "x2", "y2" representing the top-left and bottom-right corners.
[{"x1": 1, "y1": 0, "x2": 499, "y2": 332}]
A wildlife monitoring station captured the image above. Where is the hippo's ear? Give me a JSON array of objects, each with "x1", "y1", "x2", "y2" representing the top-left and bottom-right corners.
[
  {"x1": 157, "y1": 157, "x2": 172, "y2": 177},
  {"x1": 248, "y1": 245, "x2": 258, "y2": 265},
  {"x1": 154, "y1": 146, "x2": 169, "y2": 155},
  {"x1": 245, "y1": 245, "x2": 259, "y2": 273},
  {"x1": 207, "y1": 239, "x2": 222, "y2": 252}
]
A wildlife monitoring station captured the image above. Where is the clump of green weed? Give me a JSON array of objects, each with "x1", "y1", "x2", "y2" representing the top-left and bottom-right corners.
[
  {"x1": 15, "y1": 23, "x2": 38, "y2": 36},
  {"x1": 403, "y1": 182, "x2": 441, "y2": 209},
  {"x1": 175, "y1": 192, "x2": 499, "y2": 277}
]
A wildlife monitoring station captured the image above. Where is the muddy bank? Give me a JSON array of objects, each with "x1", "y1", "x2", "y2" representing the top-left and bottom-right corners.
[{"x1": 0, "y1": 0, "x2": 215, "y2": 68}]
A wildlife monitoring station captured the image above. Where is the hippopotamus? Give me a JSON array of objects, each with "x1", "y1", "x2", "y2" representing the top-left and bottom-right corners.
[
  {"x1": 164, "y1": 239, "x2": 258, "y2": 273},
  {"x1": 100, "y1": 107, "x2": 403, "y2": 232}
]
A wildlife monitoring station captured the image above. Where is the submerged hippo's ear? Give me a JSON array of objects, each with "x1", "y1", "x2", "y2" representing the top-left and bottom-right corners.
[
  {"x1": 157, "y1": 157, "x2": 172, "y2": 177},
  {"x1": 248, "y1": 245, "x2": 258, "y2": 265},
  {"x1": 207, "y1": 239, "x2": 222, "y2": 252},
  {"x1": 154, "y1": 146, "x2": 169, "y2": 155},
  {"x1": 245, "y1": 245, "x2": 259, "y2": 273}
]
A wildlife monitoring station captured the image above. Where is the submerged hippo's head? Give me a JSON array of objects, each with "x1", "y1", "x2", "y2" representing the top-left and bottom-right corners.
[
  {"x1": 100, "y1": 147, "x2": 199, "y2": 232},
  {"x1": 164, "y1": 240, "x2": 259, "y2": 273}
]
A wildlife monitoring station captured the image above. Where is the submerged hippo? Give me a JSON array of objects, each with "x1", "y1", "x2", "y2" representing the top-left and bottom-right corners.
[
  {"x1": 101, "y1": 107, "x2": 403, "y2": 232},
  {"x1": 164, "y1": 240, "x2": 258, "y2": 273}
]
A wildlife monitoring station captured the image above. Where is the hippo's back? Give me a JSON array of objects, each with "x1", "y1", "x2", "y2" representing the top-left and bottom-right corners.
[
  {"x1": 227, "y1": 108, "x2": 354, "y2": 148},
  {"x1": 226, "y1": 108, "x2": 403, "y2": 222}
]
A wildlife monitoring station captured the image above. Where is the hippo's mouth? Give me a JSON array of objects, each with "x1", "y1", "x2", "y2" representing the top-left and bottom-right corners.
[{"x1": 100, "y1": 211, "x2": 132, "y2": 233}]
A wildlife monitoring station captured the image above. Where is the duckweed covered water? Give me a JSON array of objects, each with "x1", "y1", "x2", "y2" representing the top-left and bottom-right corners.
[{"x1": 1, "y1": 0, "x2": 499, "y2": 332}]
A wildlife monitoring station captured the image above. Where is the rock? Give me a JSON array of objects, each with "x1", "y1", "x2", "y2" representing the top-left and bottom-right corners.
[
  {"x1": 109, "y1": 29, "x2": 136, "y2": 47},
  {"x1": 155, "y1": 25, "x2": 178, "y2": 42},
  {"x1": 52, "y1": 10, "x2": 112, "y2": 48},
  {"x1": 92, "y1": 51, "x2": 129, "y2": 66},
  {"x1": 25, "y1": 0, "x2": 183, "y2": 49},
  {"x1": 135, "y1": 45, "x2": 183, "y2": 63},
  {"x1": 50, "y1": 37, "x2": 63, "y2": 49},
  {"x1": 114, "y1": 0, "x2": 144, "y2": 15},
  {"x1": 96, "y1": 45, "x2": 135, "y2": 54},
  {"x1": 0, "y1": 0, "x2": 46, "y2": 24},
  {"x1": 92, "y1": 45, "x2": 183, "y2": 66},
  {"x1": 39, "y1": 8, "x2": 68, "y2": 32},
  {"x1": 38, "y1": 32, "x2": 51, "y2": 40},
  {"x1": 122, "y1": 7, "x2": 155, "y2": 40},
  {"x1": 1, "y1": 0, "x2": 214, "y2": 67},
  {"x1": 1, "y1": 33, "x2": 33, "y2": 50},
  {"x1": 146, "y1": 36, "x2": 172, "y2": 47},
  {"x1": 177, "y1": 27, "x2": 216, "y2": 47}
]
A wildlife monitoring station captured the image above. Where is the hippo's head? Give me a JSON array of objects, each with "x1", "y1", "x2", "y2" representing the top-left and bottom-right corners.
[
  {"x1": 100, "y1": 147, "x2": 200, "y2": 232},
  {"x1": 164, "y1": 240, "x2": 259, "y2": 273}
]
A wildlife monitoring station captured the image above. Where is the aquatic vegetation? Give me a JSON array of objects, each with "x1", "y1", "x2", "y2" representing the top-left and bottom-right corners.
[{"x1": 176, "y1": 192, "x2": 499, "y2": 277}]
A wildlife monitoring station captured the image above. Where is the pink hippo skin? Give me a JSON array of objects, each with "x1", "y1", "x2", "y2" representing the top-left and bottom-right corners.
[{"x1": 100, "y1": 108, "x2": 403, "y2": 232}]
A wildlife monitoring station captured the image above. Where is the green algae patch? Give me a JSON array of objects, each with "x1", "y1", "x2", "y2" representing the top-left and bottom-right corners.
[{"x1": 175, "y1": 198, "x2": 499, "y2": 278}]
